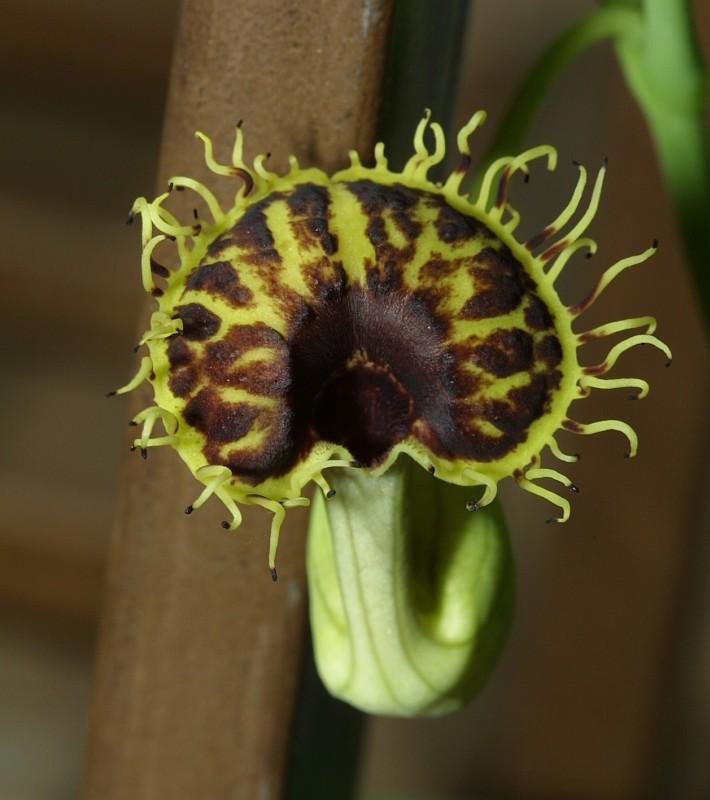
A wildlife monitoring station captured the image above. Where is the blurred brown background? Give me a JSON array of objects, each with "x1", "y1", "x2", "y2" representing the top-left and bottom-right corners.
[{"x1": 1, "y1": 1, "x2": 708, "y2": 798}]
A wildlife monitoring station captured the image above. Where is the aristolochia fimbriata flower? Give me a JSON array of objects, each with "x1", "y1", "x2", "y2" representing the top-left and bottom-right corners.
[{"x1": 112, "y1": 110, "x2": 670, "y2": 716}]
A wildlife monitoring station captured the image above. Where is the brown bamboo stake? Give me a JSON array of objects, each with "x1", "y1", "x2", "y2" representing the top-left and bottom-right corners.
[{"x1": 84, "y1": 2, "x2": 392, "y2": 798}]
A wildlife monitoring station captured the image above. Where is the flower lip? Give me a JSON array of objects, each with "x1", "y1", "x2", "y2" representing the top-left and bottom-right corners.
[
  {"x1": 112, "y1": 109, "x2": 672, "y2": 570},
  {"x1": 163, "y1": 177, "x2": 565, "y2": 480}
]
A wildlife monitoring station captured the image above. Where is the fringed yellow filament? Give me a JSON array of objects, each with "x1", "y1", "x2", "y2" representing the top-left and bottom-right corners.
[
  {"x1": 132, "y1": 435, "x2": 176, "y2": 453},
  {"x1": 525, "y1": 466, "x2": 574, "y2": 489},
  {"x1": 151, "y1": 203, "x2": 190, "y2": 260},
  {"x1": 231, "y1": 124, "x2": 245, "y2": 168},
  {"x1": 190, "y1": 465, "x2": 232, "y2": 511},
  {"x1": 475, "y1": 156, "x2": 513, "y2": 210},
  {"x1": 541, "y1": 163, "x2": 588, "y2": 241},
  {"x1": 132, "y1": 406, "x2": 162, "y2": 453},
  {"x1": 588, "y1": 333, "x2": 672, "y2": 374},
  {"x1": 558, "y1": 163, "x2": 606, "y2": 246},
  {"x1": 457, "y1": 110, "x2": 487, "y2": 156},
  {"x1": 490, "y1": 145, "x2": 557, "y2": 221},
  {"x1": 139, "y1": 312, "x2": 183, "y2": 346},
  {"x1": 132, "y1": 405, "x2": 178, "y2": 437},
  {"x1": 115, "y1": 356, "x2": 152, "y2": 395},
  {"x1": 253, "y1": 153, "x2": 276, "y2": 183},
  {"x1": 548, "y1": 437, "x2": 579, "y2": 463},
  {"x1": 148, "y1": 194, "x2": 197, "y2": 239},
  {"x1": 404, "y1": 108, "x2": 433, "y2": 175},
  {"x1": 140, "y1": 235, "x2": 167, "y2": 293},
  {"x1": 411, "y1": 121, "x2": 446, "y2": 180},
  {"x1": 442, "y1": 110, "x2": 487, "y2": 195},
  {"x1": 516, "y1": 476, "x2": 571, "y2": 522},
  {"x1": 579, "y1": 376, "x2": 650, "y2": 399},
  {"x1": 566, "y1": 419, "x2": 639, "y2": 457},
  {"x1": 479, "y1": 145, "x2": 556, "y2": 217},
  {"x1": 315, "y1": 458, "x2": 354, "y2": 471},
  {"x1": 131, "y1": 198, "x2": 154, "y2": 247},
  {"x1": 282, "y1": 497, "x2": 310, "y2": 509},
  {"x1": 287, "y1": 154, "x2": 300, "y2": 175},
  {"x1": 463, "y1": 469, "x2": 498, "y2": 509},
  {"x1": 571, "y1": 244, "x2": 658, "y2": 316},
  {"x1": 545, "y1": 238, "x2": 597, "y2": 284},
  {"x1": 168, "y1": 176, "x2": 224, "y2": 222},
  {"x1": 313, "y1": 472, "x2": 334, "y2": 498},
  {"x1": 510, "y1": 145, "x2": 557, "y2": 175},
  {"x1": 287, "y1": 458, "x2": 353, "y2": 497},
  {"x1": 503, "y1": 204, "x2": 521, "y2": 233},
  {"x1": 374, "y1": 142, "x2": 388, "y2": 170},
  {"x1": 196, "y1": 131, "x2": 235, "y2": 177},
  {"x1": 248, "y1": 497, "x2": 286, "y2": 571},
  {"x1": 215, "y1": 487, "x2": 243, "y2": 531},
  {"x1": 348, "y1": 149, "x2": 362, "y2": 168},
  {"x1": 578, "y1": 315, "x2": 657, "y2": 341}
]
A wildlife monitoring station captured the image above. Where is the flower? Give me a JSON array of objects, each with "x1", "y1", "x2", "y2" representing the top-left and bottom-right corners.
[{"x1": 113, "y1": 109, "x2": 670, "y2": 579}]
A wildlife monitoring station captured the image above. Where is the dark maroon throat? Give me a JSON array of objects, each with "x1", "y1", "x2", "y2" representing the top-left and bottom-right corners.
[{"x1": 290, "y1": 286, "x2": 449, "y2": 466}]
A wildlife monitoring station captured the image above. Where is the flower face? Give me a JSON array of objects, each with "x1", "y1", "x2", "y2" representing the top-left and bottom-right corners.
[{"x1": 114, "y1": 111, "x2": 670, "y2": 576}]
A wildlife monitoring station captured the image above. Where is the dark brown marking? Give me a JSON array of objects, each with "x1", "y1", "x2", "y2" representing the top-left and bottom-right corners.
[
  {"x1": 347, "y1": 180, "x2": 420, "y2": 216},
  {"x1": 211, "y1": 194, "x2": 283, "y2": 263},
  {"x1": 453, "y1": 154, "x2": 472, "y2": 174},
  {"x1": 568, "y1": 284, "x2": 598, "y2": 316},
  {"x1": 231, "y1": 166, "x2": 254, "y2": 197},
  {"x1": 525, "y1": 225, "x2": 555, "y2": 251},
  {"x1": 205, "y1": 322, "x2": 287, "y2": 358},
  {"x1": 224, "y1": 405, "x2": 294, "y2": 483},
  {"x1": 302, "y1": 259, "x2": 347, "y2": 301},
  {"x1": 419, "y1": 256, "x2": 458, "y2": 281},
  {"x1": 472, "y1": 328, "x2": 534, "y2": 378},
  {"x1": 347, "y1": 180, "x2": 423, "y2": 243},
  {"x1": 287, "y1": 184, "x2": 339, "y2": 256},
  {"x1": 366, "y1": 216, "x2": 387, "y2": 247},
  {"x1": 540, "y1": 239, "x2": 569, "y2": 262},
  {"x1": 494, "y1": 167, "x2": 511, "y2": 209},
  {"x1": 287, "y1": 183, "x2": 329, "y2": 217},
  {"x1": 524, "y1": 295, "x2": 553, "y2": 330},
  {"x1": 535, "y1": 334, "x2": 563, "y2": 368},
  {"x1": 184, "y1": 387, "x2": 259, "y2": 443},
  {"x1": 563, "y1": 419, "x2": 583, "y2": 433},
  {"x1": 186, "y1": 261, "x2": 253, "y2": 307},
  {"x1": 484, "y1": 373, "x2": 549, "y2": 436},
  {"x1": 167, "y1": 336, "x2": 193, "y2": 368},
  {"x1": 434, "y1": 203, "x2": 486, "y2": 245},
  {"x1": 150, "y1": 258, "x2": 170, "y2": 278},
  {"x1": 392, "y1": 209, "x2": 422, "y2": 241},
  {"x1": 169, "y1": 367, "x2": 198, "y2": 397},
  {"x1": 582, "y1": 362, "x2": 606, "y2": 376},
  {"x1": 175, "y1": 303, "x2": 221, "y2": 341},
  {"x1": 231, "y1": 202, "x2": 280, "y2": 259},
  {"x1": 460, "y1": 247, "x2": 527, "y2": 320}
]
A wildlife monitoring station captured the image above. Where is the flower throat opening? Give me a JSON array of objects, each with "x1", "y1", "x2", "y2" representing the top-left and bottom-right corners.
[{"x1": 290, "y1": 285, "x2": 443, "y2": 467}]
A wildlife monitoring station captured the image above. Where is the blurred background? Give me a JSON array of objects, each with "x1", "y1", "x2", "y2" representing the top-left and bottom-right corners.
[{"x1": 1, "y1": 1, "x2": 708, "y2": 798}]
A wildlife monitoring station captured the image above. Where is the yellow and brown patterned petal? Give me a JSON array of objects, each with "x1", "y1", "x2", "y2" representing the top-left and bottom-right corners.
[{"x1": 113, "y1": 110, "x2": 671, "y2": 573}]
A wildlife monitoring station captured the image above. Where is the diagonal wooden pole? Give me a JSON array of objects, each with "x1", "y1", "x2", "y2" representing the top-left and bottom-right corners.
[{"x1": 83, "y1": 2, "x2": 392, "y2": 798}]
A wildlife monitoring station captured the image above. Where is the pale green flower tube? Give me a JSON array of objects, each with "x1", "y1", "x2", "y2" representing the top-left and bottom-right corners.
[{"x1": 307, "y1": 458, "x2": 514, "y2": 717}]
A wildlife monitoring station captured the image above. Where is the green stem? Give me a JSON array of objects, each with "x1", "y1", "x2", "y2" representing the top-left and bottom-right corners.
[
  {"x1": 306, "y1": 459, "x2": 514, "y2": 718},
  {"x1": 473, "y1": 4, "x2": 642, "y2": 187},
  {"x1": 606, "y1": 0, "x2": 710, "y2": 323}
]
